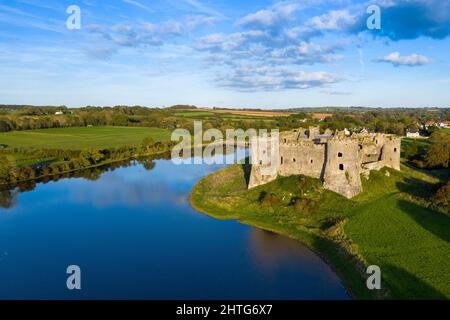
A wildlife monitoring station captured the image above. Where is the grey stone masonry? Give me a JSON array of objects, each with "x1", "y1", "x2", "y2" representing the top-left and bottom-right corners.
[{"x1": 248, "y1": 126, "x2": 401, "y2": 198}]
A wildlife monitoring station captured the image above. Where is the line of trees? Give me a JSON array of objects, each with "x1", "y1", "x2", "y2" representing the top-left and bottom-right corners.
[
  {"x1": 1, "y1": 105, "x2": 449, "y2": 136},
  {"x1": 0, "y1": 154, "x2": 168, "y2": 209},
  {"x1": 404, "y1": 130, "x2": 450, "y2": 169},
  {"x1": 0, "y1": 138, "x2": 176, "y2": 186}
]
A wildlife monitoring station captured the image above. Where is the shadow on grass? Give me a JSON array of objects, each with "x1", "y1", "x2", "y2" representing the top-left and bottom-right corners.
[
  {"x1": 398, "y1": 199, "x2": 450, "y2": 243},
  {"x1": 396, "y1": 177, "x2": 438, "y2": 200},
  {"x1": 241, "y1": 162, "x2": 252, "y2": 188},
  {"x1": 402, "y1": 161, "x2": 450, "y2": 182},
  {"x1": 382, "y1": 263, "x2": 447, "y2": 299}
]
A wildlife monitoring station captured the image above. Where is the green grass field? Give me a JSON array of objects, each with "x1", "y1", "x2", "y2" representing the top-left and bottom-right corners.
[
  {"x1": 402, "y1": 137, "x2": 429, "y2": 147},
  {"x1": 190, "y1": 163, "x2": 450, "y2": 299},
  {"x1": 174, "y1": 110, "x2": 277, "y2": 122},
  {"x1": 174, "y1": 111, "x2": 215, "y2": 117},
  {"x1": 0, "y1": 126, "x2": 172, "y2": 150}
]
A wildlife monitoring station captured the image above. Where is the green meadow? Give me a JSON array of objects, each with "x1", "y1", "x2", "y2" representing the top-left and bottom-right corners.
[
  {"x1": 174, "y1": 110, "x2": 277, "y2": 121},
  {"x1": 174, "y1": 111, "x2": 215, "y2": 117},
  {"x1": 190, "y1": 163, "x2": 450, "y2": 299},
  {"x1": 0, "y1": 126, "x2": 172, "y2": 150}
]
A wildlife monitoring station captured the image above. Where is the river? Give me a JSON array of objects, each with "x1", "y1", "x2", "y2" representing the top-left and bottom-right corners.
[{"x1": 0, "y1": 152, "x2": 349, "y2": 299}]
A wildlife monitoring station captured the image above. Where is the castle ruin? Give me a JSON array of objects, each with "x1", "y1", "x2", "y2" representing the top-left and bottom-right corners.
[{"x1": 248, "y1": 126, "x2": 401, "y2": 198}]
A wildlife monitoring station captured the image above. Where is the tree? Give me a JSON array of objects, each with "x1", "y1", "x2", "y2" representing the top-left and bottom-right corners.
[
  {"x1": 433, "y1": 182, "x2": 450, "y2": 208},
  {"x1": 424, "y1": 131, "x2": 450, "y2": 168},
  {"x1": 0, "y1": 120, "x2": 10, "y2": 132},
  {"x1": 141, "y1": 160, "x2": 156, "y2": 171},
  {"x1": 404, "y1": 140, "x2": 419, "y2": 160},
  {"x1": 80, "y1": 149, "x2": 105, "y2": 165},
  {"x1": 0, "y1": 155, "x2": 15, "y2": 182},
  {"x1": 141, "y1": 137, "x2": 155, "y2": 147},
  {"x1": 0, "y1": 190, "x2": 18, "y2": 209}
]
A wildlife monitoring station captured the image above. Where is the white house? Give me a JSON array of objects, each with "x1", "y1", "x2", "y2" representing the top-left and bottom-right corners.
[
  {"x1": 55, "y1": 111, "x2": 63, "y2": 115},
  {"x1": 406, "y1": 130, "x2": 420, "y2": 139},
  {"x1": 439, "y1": 121, "x2": 450, "y2": 129}
]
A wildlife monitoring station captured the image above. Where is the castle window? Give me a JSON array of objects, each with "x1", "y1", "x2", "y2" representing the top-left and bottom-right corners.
[
  {"x1": 394, "y1": 148, "x2": 397, "y2": 152},
  {"x1": 311, "y1": 159, "x2": 313, "y2": 164},
  {"x1": 281, "y1": 157, "x2": 283, "y2": 165},
  {"x1": 293, "y1": 158, "x2": 296, "y2": 162},
  {"x1": 259, "y1": 160, "x2": 263, "y2": 165},
  {"x1": 339, "y1": 164, "x2": 344, "y2": 171},
  {"x1": 359, "y1": 145, "x2": 363, "y2": 150},
  {"x1": 338, "y1": 152, "x2": 343, "y2": 158},
  {"x1": 284, "y1": 139, "x2": 287, "y2": 143}
]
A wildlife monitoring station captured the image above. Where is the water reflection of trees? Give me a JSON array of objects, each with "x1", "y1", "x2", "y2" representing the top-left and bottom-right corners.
[
  {"x1": 0, "y1": 152, "x2": 170, "y2": 209},
  {"x1": 0, "y1": 189, "x2": 18, "y2": 209}
]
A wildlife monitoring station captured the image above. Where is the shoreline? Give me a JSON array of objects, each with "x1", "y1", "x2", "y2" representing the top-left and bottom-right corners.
[
  {"x1": 0, "y1": 149, "x2": 172, "y2": 190},
  {"x1": 188, "y1": 165, "x2": 392, "y2": 300},
  {"x1": 188, "y1": 192, "x2": 359, "y2": 300},
  {"x1": 0, "y1": 142, "x2": 246, "y2": 189}
]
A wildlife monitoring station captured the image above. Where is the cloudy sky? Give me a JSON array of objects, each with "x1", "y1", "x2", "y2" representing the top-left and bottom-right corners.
[{"x1": 0, "y1": 0, "x2": 449, "y2": 108}]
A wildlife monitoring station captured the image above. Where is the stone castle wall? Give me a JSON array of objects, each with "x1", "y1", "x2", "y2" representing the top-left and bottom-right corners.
[
  {"x1": 278, "y1": 142, "x2": 326, "y2": 179},
  {"x1": 323, "y1": 138, "x2": 362, "y2": 198},
  {"x1": 248, "y1": 127, "x2": 401, "y2": 198}
]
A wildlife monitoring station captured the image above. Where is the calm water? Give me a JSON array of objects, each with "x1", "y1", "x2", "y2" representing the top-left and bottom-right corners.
[{"x1": 0, "y1": 153, "x2": 349, "y2": 299}]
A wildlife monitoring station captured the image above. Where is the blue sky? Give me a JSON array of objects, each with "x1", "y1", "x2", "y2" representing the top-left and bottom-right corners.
[{"x1": 0, "y1": 0, "x2": 449, "y2": 108}]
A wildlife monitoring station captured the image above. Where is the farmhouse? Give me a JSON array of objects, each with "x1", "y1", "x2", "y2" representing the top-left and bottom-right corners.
[
  {"x1": 249, "y1": 126, "x2": 401, "y2": 199},
  {"x1": 406, "y1": 130, "x2": 420, "y2": 138},
  {"x1": 424, "y1": 120, "x2": 437, "y2": 129},
  {"x1": 439, "y1": 120, "x2": 450, "y2": 129}
]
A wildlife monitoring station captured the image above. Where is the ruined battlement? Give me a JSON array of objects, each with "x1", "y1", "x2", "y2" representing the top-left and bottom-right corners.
[{"x1": 249, "y1": 126, "x2": 401, "y2": 198}]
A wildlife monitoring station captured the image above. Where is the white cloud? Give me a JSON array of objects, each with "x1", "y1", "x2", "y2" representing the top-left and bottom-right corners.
[
  {"x1": 87, "y1": 15, "x2": 218, "y2": 55},
  {"x1": 183, "y1": 0, "x2": 224, "y2": 18},
  {"x1": 269, "y1": 42, "x2": 341, "y2": 64},
  {"x1": 185, "y1": 15, "x2": 218, "y2": 30},
  {"x1": 378, "y1": 52, "x2": 431, "y2": 67},
  {"x1": 122, "y1": 0, "x2": 153, "y2": 12},
  {"x1": 237, "y1": 2, "x2": 299, "y2": 28},
  {"x1": 307, "y1": 9, "x2": 356, "y2": 31},
  {"x1": 195, "y1": 31, "x2": 271, "y2": 52},
  {"x1": 218, "y1": 65, "x2": 339, "y2": 90}
]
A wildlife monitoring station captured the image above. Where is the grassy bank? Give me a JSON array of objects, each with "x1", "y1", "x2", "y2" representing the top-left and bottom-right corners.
[
  {"x1": 190, "y1": 163, "x2": 450, "y2": 299},
  {"x1": 0, "y1": 126, "x2": 171, "y2": 150}
]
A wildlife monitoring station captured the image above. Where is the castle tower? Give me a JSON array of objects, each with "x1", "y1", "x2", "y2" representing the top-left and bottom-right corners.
[
  {"x1": 323, "y1": 138, "x2": 363, "y2": 198},
  {"x1": 248, "y1": 135, "x2": 280, "y2": 189},
  {"x1": 381, "y1": 136, "x2": 401, "y2": 171},
  {"x1": 308, "y1": 126, "x2": 320, "y2": 140}
]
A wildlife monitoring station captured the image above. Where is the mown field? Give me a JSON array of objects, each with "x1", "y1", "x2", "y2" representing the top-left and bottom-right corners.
[
  {"x1": 0, "y1": 126, "x2": 171, "y2": 150},
  {"x1": 174, "y1": 111, "x2": 215, "y2": 117},
  {"x1": 175, "y1": 108, "x2": 294, "y2": 118},
  {"x1": 174, "y1": 109, "x2": 281, "y2": 122},
  {"x1": 190, "y1": 163, "x2": 450, "y2": 299}
]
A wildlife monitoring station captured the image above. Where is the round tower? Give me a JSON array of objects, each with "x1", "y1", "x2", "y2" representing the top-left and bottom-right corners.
[{"x1": 323, "y1": 137, "x2": 363, "y2": 198}]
